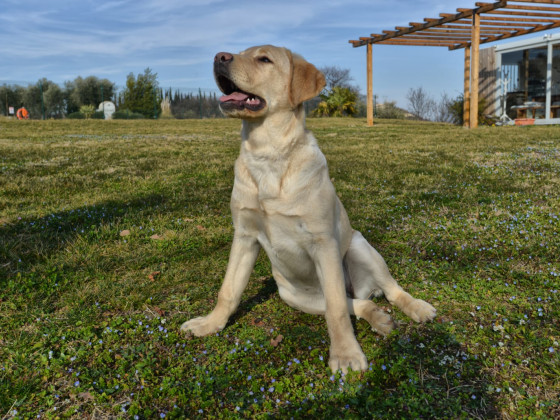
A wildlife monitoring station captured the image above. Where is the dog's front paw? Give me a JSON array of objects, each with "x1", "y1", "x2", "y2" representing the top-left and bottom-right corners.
[
  {"x1": 329, "y1": 347, "x2": 368, "y2": 374},
  {"x1": 180, "y1": 315, "x2": 224, "y2": 337},
  {"x1": 403, "y1": 298, "x2": 436, "y2": 323}
]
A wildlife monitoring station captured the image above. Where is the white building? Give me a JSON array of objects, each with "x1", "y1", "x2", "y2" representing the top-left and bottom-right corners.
[{"x1": 480, "y1": 33, "x2": 560, "y2": 125}]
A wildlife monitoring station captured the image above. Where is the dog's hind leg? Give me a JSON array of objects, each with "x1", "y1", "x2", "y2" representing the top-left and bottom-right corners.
[
  {"x1": 277, "y1": 286, "x2": 395, "y2": 336},
  {"x1": 345, "y1": 231, "x2": 436, "y2": 323}
]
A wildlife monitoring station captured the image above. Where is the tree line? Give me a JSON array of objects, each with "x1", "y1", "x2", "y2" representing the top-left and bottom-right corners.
[
  {"x1": 1, "y1": 66, "x2": 470, "y2": 123},
  {"x1": 0, "y1": 68, "x2": 222, "y2": 120},
  {"x1": 1, "y1": 76, "x2": 116, "y2": 119}
]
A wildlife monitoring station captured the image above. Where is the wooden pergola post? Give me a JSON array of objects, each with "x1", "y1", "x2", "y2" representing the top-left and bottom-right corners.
[
  {"x1": 463, "y1": 46, "x2": 471, "y2": 128},
  {"x1": 367, "y1": 42, "x2": 373, "y2": 126},
  {"x1": 470, "y1": 12, "x2": 480, "y2": 129}
]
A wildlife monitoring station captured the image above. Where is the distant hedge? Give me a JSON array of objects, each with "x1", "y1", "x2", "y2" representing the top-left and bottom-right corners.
[
  {"x1": 113, "y1": 110, "x2": 145, "y2": 119},
  {"x1": 66, "y1": 111, "x2": 106, "y2": 119}
]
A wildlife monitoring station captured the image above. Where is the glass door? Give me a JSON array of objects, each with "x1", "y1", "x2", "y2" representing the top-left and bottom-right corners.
[{"x1": 500, "y1": 46, "x2": 548, "y2": 120}]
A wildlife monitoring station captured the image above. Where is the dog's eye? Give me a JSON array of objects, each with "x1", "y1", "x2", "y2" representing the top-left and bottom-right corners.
[{"x1": 258, "y1": 56, "x2": 272, "y2": 63}]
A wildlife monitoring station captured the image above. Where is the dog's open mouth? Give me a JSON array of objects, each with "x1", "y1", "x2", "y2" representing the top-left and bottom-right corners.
[{"x1": 216, "y1": 75, "x2": 266, "y2": 112}]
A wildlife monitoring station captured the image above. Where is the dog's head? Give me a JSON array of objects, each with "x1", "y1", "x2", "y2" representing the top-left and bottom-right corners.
[{"x1": 214, "y1": 45, "x2": 325, "y2": 119}]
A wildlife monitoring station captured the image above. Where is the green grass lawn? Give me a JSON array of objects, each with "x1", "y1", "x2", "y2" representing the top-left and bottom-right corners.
[{"x1": 1, "y1": 118, "x2": 559, "y2": 418}]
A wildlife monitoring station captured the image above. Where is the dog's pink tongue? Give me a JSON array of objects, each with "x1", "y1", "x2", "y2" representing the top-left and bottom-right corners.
[{"x1": 220, "y1": 92, "x2": 249, "y2": 103}]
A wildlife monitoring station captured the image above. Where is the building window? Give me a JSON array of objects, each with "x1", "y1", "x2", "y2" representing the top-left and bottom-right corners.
[{"x1": 501, "y1": 46, "x2": 548, "y2": 119}]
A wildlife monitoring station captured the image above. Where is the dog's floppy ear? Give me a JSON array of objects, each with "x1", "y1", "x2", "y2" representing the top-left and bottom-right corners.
[{"x1": 289, "y1": 53, "x2": 326, "y2": 107}]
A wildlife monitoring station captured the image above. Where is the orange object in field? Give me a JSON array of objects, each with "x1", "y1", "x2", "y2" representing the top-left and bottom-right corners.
[{"x1": 16, "y1": 107, "x2": 29, "y2": 120}]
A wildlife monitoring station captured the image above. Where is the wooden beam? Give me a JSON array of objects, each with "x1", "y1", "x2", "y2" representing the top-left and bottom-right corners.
[
  {"x1": 449, "y1": 19, "x2": 560, "y2": 49},
  {"x1": 464, "y1": 46, "x2": 471, "y2": 127},
  {"x1": 424, "y1": 28, "x2": 514, "y2": 36},
  {"x1": 367, "y1": 43, "x2": 373, "y2": 127},
  {"x1": 504, "y1": 3, "x2": 560, "y2": 12},
  {"x1": 480, "y1": 15, "x2": 560, "y2": 23},
  {"x1": 434, "y1": 18, "x2": 539, "y2": 28},
  {"x1": 377, "y1": 41, "x2": 460, "y2": 47},
  {"x1": 470, "y1": 12, "x2": 480, "y2": 129},
  {"x1": 389, "y1": 38, "x2": 466, "y2": 44},
  {"x1": 506, "y1": 0, "x2": 560, "y2": 4},
  {"x1": 415, "y1": 28, "x2": 478, "y2": 34},
  {"x1": 405, "y1": 34, "x2": 472, "y2": 40},
  {"x1": 377, "y1": 39, "x2": 459, "y2": 46},
  {"x1": 478, "y1": 20, "x2": 541, "y2": 27},
  {"x1": 438, "y1": 23, "x2": 513, "y2": 32},
  {"x1": 486, "y1": 9, "x2": 560, "y2": 18}
]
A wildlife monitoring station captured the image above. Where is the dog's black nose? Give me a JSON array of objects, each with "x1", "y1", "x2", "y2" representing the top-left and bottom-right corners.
[{"x1": 215, "y1": 52, "x2": 233, "y2": 64}]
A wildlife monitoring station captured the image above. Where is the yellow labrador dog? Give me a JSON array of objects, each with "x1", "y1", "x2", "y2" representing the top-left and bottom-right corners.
[{"x1": 181, "y1": 45, "x2": 436, "y2": 373}]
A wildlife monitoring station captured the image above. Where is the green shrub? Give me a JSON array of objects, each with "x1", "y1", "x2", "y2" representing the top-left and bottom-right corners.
[
  {"x1": 66, "y1": 112, "x2": 85, "y2": 119},
  {"x1": 447, "y1": 95, "x2": 494, "y2": 125},
  {"x1": 312, "y1": 87, "x2": 358, "y2": 117},
  {"x1": 79, "y1": 104, "x2": 96, "y2": 119},
  {"x1": 113, "y1": 109, "x2": 145, "y2": 119},
  {"x1": 376, "y1": 101, "x2": 407, "y2": 119},
  {"x1": 91, "y1": 111, "x2": 105, "y2": 119}
]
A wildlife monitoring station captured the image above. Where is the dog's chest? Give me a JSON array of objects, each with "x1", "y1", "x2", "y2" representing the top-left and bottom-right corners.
[
  {"x1": 235, "y1": 155, "x2": 311, "y2": 239},
  {"x1": 245, "y1": 155, "x2": 289, "y2": 202}
]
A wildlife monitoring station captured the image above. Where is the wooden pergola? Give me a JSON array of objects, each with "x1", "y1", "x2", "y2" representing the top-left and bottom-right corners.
[{"x1": 349, "y1": 0, "x2": 560, "y2": 128}]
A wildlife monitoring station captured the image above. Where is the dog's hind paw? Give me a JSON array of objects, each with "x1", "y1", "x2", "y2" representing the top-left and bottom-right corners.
[
  {"x1": 403, "y1": 298, "x2": 436, "y2": 323},
  {"x1": 361, "y1": 304, "x2": 395, "y2": 336}
]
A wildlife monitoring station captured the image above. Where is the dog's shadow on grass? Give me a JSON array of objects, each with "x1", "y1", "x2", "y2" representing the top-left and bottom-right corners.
[
  {"x1": 191, "y1": 312, "x2": 499, "y2": 418},
  {"x1": 227, "y1": 276, "x2": 278, "y2": 326},
  {"x1": 206, "y1": 277, "x2": 499, "y2": 417},
  {"x1": 0, "y1": 192, "x2": 204, "y2": 299},
  {"x1": 276, "y1": 321, "x2": 499, "y2": 418},
  {"x1": 1, "y1": 193, "x2": 164, "y2": 263}
]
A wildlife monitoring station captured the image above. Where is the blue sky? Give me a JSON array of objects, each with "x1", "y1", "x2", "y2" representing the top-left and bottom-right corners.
[{"x1": 0, "y1": 0, "x2": 549, "y2": 107}]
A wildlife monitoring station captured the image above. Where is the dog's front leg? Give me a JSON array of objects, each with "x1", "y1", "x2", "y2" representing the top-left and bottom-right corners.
[
  {"x1": 312, "y1": 239, "x2": 368, "y2": 374},
  {"x1": 181, "y1": 234, "x2": 260, "y2": 336}
]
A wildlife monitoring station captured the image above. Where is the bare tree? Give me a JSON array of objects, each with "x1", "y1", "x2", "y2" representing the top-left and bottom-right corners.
[
  {"x1": 406, "y1": 87, "x2": 436, "y2": 121},
  {"x1": 319, "y1": 66, "x2": 354, "y2": 92},
  {"x1": 433, "y1": 93, "x2": 454, "y2": 123}
]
